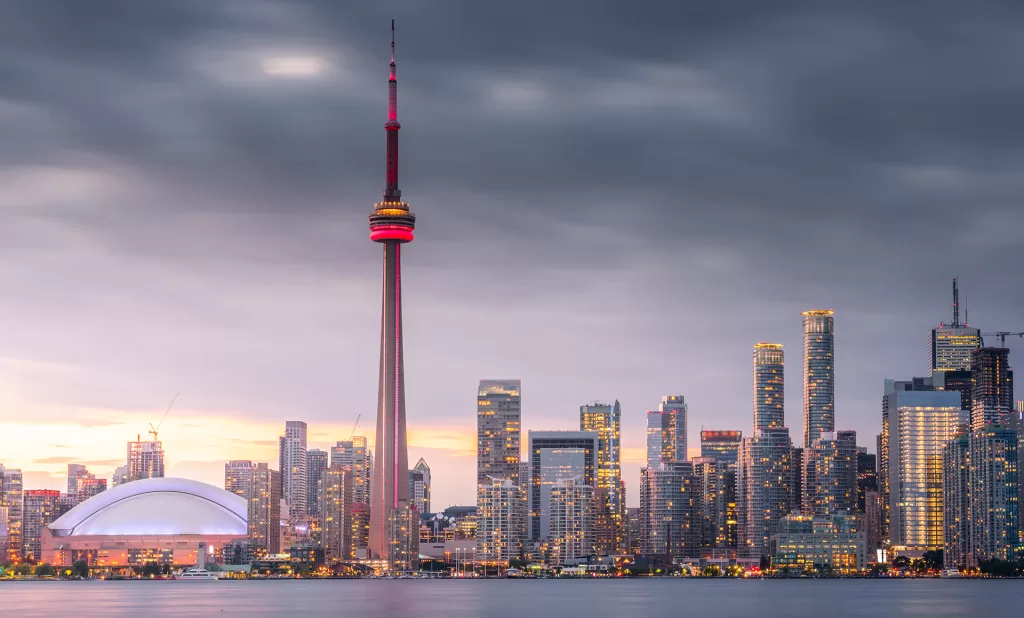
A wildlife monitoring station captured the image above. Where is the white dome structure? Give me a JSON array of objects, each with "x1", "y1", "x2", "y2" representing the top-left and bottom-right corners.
[{"x1": 49, "y1": 477, "x2": 247, "y2": 538}]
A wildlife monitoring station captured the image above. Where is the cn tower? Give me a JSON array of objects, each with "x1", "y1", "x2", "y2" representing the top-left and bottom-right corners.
[{"x1": 368, "y1": 20, "x2": 415, "y2": 563}]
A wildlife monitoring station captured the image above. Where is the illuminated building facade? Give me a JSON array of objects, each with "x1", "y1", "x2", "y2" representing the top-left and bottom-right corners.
[
  {"x1": 409, "y1": 458, "x2": 431, "y2": 515},
  {"x1": 127, "y1": 438, "x2": 164, "y2": 482},
  {"x1": 368, "y1": 22, "x2": 418, "y2": 569},
  {"x1": 22, "y1": 490, "x2": 61, "y2": 562},
  {"x1": 477, "y1": 379, "x2": 522, "y2": 486},
  {"x1": 476, "y1": 476, "x2": 523, "y2": 563},
  {"x1": 880, "y1": 376, "x2": 938, "y2": 542},
  {"x1": 803, "y1": 430, "x2": 858, "y2": 517},
  {"x1": 942, "y1": 431, "x2": 970, "y2": 568},
  {"x1": 332, "y1": 437, "x2": 371, "y2": 505},
  {"x1": 802, "y1": 310, "x2": 835, "y2": 448},
  {"x1": 1, "y1": 467, "x2": 23, "y2": 563},
  {"x1": 307, "y1": 449, "x2": 328, "y2": 519},
  {"x1": 77, "y1": 478, "x2": 106, "y2": 504},
  {"x1": 856, "y1": 449, "x2": 878, "y2": 513},
  {"x1": 692, "y1": 456, "x2": 737, "y2": 549},
  {"x1": 887, "y1": 390, "x2": 960, "y2": 551},
  {"x1": 700, "y1": 430, "x2": 742, "y2": 466},
  {"x1": 225, "y1": 460, "x2": 256, "y2": 499},
  {"x1": 971, "y1": 347, "x2": 1013, "y2": 431},
  {"x1": 548, "y1": 477, "x2": 593, "y2": 565},
  {"x1": 754, "y1": 343, "x2": 785, "y2": 430},
  {"x1": 639, "y1": 461, "x2": 699, "y2": 559},
  {"x1": 930, "y1": 327, "x2": 981, "y2": 375},
  {"x1": 580, "y1": 401, "x2": 622, "y2": 552},
  {"x1": 527, "y1": 431, "x2": 598, "y2": 541},
  {"x1": 67, "y1": 464, "x2": 90, "y2": 497},
  {"x1": 279, "y1": 421, "x2": 308, "y2": 521},
  {"x1": 968, "y1": 426, "x2": 1019, "y2": 563},
  {"x1": 771, "y1": 512, "x2": 866, "y2": 572},
  {"x1": 249, "y1": 463, "x2": 282, "y2": 554},
  {"x1": 737, "y1": 427, "x2": 796, "y2": 559},
  {"x1": 323, "y1": 463, "x2": 354, "y2": 562}
]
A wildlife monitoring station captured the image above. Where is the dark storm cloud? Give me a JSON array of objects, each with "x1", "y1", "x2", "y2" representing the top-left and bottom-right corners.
[{"x1": 2, "y1": 0, "x2": 1023, "y2": 502}]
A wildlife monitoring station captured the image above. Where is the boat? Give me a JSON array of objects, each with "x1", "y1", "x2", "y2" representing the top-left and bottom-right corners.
[
  {"x1": 506, "y1": 568, "x2": 523, "y2": 578},
  {"x1": 939, "y1": 568, "x2": 962, "y2": 578},
  {"x1": 171, "y1": 568, "x2": 218, "y2": 581}
]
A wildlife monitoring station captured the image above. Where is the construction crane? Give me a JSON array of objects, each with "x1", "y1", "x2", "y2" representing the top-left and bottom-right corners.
[
  {"x1": 350, "y1": 414, "x2": 361, "y2": 440},
  {"x1": 148, "y1": 392, "x2": 180, "y2": 442},
  {"x1": 981, "y1": 332, "x2": 1024, "y2": 347}
]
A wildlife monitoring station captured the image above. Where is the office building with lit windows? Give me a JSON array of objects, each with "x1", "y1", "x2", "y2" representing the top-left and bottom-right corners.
[
  {"x1": 971, "y1": 348, "x2": 1013, "y2": 431},
  {"x1": 803, "y1": 430, "x2": 858, "y2": 517},
  {"x1": 802, "y1": 310, "x2": 835, "y2": 448},
  {"x1": 527, "y1": 431, "x2": 598, "y2": 541},
  {"x1": 771, "y1": 512, "x2": 866, "y2": 572},
  {"x1": 930, "y1": 326, "x2": 981, "y2": 375},
  {"x1": 323, "y1": 463, "x2": 354, "y2": 562},
  {"x1": 22, "y1": 490, "x2": 61, "y2": 562},
  {"x1": 886, "y1": 389, "x2": 960, "y2": 552},
  {"x1": 307, "y1": 449, "x2": 329, "y2": 519},
  {"x1": 754, "y1": 343, "x2": 785, "y2": 430},
  {"x1": 968, "y1": 425, "x2": 1019, "y2": 563},
  {"x1": 1, "y1": 467, "x2": 24, "y2": 563},
  {"x1": 700, "y1": 430, "x2": 742, "y2": 466},
  {"x1": 692, "y1": 456, "x2": 737, "y2": 549},
  {"x1": 409, "y1": 458, "x2": 431, "y2": 515},
  {"x1": 580, "y1": 401, "x2": 622, "y2": 552},
  {"x1": 942, "y1": 430, "x2": 970, "y2": 568}
]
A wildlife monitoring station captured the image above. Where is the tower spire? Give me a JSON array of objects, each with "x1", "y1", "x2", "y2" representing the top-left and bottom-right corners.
[{"x1": 384, "y1": 18, "x2": 401, "y2": 200}]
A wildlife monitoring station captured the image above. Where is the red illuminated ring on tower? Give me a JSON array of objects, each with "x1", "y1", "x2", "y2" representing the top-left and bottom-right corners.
[{"x1": 369, "y1": 225, "x2": 415, "y2": 242}]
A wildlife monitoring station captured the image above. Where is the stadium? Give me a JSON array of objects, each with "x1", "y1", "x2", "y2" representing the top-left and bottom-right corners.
[{"x1": 42, "y1": 477, "x2": 248, "y2": 568}]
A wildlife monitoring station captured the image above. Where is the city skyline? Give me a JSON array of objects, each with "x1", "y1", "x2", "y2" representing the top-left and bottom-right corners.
[{"x1": 2, "y1": 2, "x2": 1024, "y2": 512}]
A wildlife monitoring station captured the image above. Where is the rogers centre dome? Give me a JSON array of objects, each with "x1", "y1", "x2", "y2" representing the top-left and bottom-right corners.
[{"x1": 43, "y1": 477, "x2": 248, "y2": 568}]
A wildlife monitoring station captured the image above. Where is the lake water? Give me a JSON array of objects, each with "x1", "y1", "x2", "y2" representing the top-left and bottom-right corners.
[{"x1": 0, "y1": 579, "x2": 1020, "y2": 617}]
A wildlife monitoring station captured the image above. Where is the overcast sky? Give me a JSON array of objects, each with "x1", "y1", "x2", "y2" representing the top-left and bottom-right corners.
[{"x1": 1, "y1": 1, "x2": 1022, "y2": 508}]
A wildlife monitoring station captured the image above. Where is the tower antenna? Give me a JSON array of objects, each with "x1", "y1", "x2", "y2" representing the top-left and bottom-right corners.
[{"x1": 952, "y1": 277, "x2": 960, "y2": 328}]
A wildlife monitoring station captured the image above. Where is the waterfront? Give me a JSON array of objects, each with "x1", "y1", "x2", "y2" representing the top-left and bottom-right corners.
[{"x1": 1, "y1": 579, "x2": 1021, "y2": 617}]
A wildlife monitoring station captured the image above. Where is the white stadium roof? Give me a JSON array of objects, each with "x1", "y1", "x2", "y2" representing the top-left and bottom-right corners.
[{"x1": 49, "y1": 477, "x2": 247, "y2": 537}]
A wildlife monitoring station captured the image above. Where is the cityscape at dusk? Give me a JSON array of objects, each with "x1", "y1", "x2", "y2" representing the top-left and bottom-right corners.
[{"x1": 2, "y1": 3, "x2": 1024, "y2": 614}]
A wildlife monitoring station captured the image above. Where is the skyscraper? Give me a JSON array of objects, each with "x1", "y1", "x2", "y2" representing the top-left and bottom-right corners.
[
  {"x1": 639, "y1": 461, "x2": 699, "y2": 559},
  {"x1": 737, "y1": 427, "x2": 795, "y2": 558},
  {"x1": 968, "y1": 426, "x2": 1019, "y2": 563},
  {"x1": 22, "y1": 490, "x2": 60, "y2": 562},
  {"x1": 700, "y1": 430, "x2": 743, "y2": 465},
  {"x1": 802, "y1": 310, "x2": 835, "y2": 447},
  {"x1": 307, "y1": 448, "x2": 329, "y2": 518},
  {"x1": 754, "y1": 343, "x2": 785, "y2": 430},
  {"x1": 548, "y1": 477, "x2": 593, "y2": 565},
  {"x1": 66, "y1": 464, "x2": 88, "y2": 496},
  {"x1": 580, "y1": 401, "x2": 622, "y2": 552},
  {"x1": 692, "y1": 456, "x2": 737, "y2": 549},
  {"x1": 225, "y1": 460, "x2": 256, "y2": 498},
  {"x1": 971, "y1": 347, "x2": 1013, "y2": 431},
  {"x1": 943, "y1": 430, "x2": 971, "y2": 568},
  {"x1": 802, "y1": 430, "x2": 858, "y2": 517},
  {"x1": 477, "y1": 379, "x2": 522, "y2": 486},
  {"x1": 409, "y1": 457, "x2": 431, "y2": 514},
  {"x1": 368, "y1": 23, "x2": 417, "y2": 567},
  {"x1": 332, "y1": 437, "x2": 371, "y2": 505},
  {"x1": 323, "y1": 463, "x2": 354, "y2": 562},
  {"x1": 886, "y1": 389, "x2": 960, "y2": 551},
  {"x1": 279, "y1": 421, "x2": 308, "y2": 518},
  {"x1": 1, "y1": 468, "x2": 23, "y2": 563},
  {"x1": 476, "y1": 476, "x2": 523, "y2": 564},
  {"x1": 646, "y1": 397, "x2": 687, "y2": 467},
  {"x1": 527, "y1": 431, "x2": 598, "y2": 541},
  {"x1": 929, "y1": 279, "x2": 981, "y2": 376},
  {"x1": 248, "y1": 462, "x2": 282, "y2": 554},
  {"x1": 127, "y1": 436, "x2": 164, "y2": 482}
]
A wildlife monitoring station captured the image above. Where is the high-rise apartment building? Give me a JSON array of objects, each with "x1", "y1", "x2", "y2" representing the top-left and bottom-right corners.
[
  {"x1": 409, "y1": 458, "x2": 430, "y2": 515},
  {"x1": 548, "y1": 477, "x2": 593, "y2": 565},
  {"x1": 22, "y1": 489, "x2": 60, "y2": 562},
  {"x1": 692, "y1": 456, "x2": 737, "y2": 549},
  {"x1": 527, "y1": 431, "x2": 598, "y2": 541},
  {"x1": 248, "y1": 463, "x2": 282, "y2": 554},
  {"x1": 856, "y1": 449, "x2": 878, "y2": 513},
  {"x1": 802, "y1": 310, "x2": 835, "y2": 447},
  {"x1": 225, "y1": 460, "x2": 256, "y2": 498},
  {"x1": 971, "y1": 347, "x2": 1013, "y2": 431},
  {"x1": 580, "y1": 401, "x2": 622, "y2": 552},
  {"x1": 476, "y1": 476, "x2": 523, "y2": 564},
  {"x1": 886, "y1": 389, "x2": 960, "y2": 551},
  {"x1": 477, "y1": 379, "x2": 522, "y2": 486},
  {"x1": 279, "y1": 421, "x2": 308, "y2": 520},
  {"x1": 737, "y1": 427, "x2": 796, "y2": 558},
  {"x1": 646, "y1": 397, "x2": 687, "y2": 467},
  {"x1": 700, "y1": 430, "x2": 742, "y2": 466},
  {"x1": 127, "y1": 437, "x2": 164, "y2": 482},
  {"x1": 639, "y1": 461, "x2": 699, "y2": 559},
  {"x1": 66, "y1": 464, "x2": 88, "y2": 496},
  {"x1": 332, "y1": 437, "x2": 371, "y2": 505},
  {"x1": 942, "y1": 430, "x2": 971, "y2": 568},
  {"x1": 803, "y1": 430, "x2": 858, "y2": 517},
  {"x1": 307, "y1": 449, "x2": 328, "y2": 519},
  {"x1": 323, "y1": 463, "x2": 354, "y2": 562},
  {"x1": 1, "y1": 468, "x2": 23, "y2": 563},
  {"x1": 968, "y1": 426, "x2": 1019, "y2": 563},
  {"x1": 754, "y1": 343, "x2": 785, "y2": 430}
]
